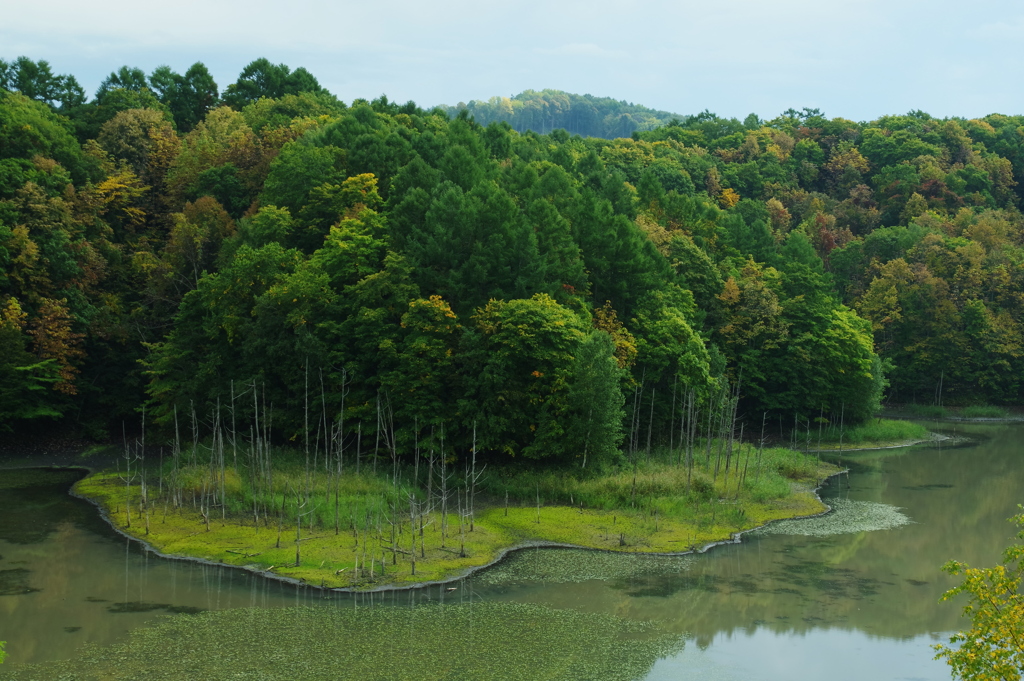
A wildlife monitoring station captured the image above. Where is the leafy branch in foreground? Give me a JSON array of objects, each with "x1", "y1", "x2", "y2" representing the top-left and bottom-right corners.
[{"x1": 935, "y1": 508, "x2": 1024, "y2": 681}]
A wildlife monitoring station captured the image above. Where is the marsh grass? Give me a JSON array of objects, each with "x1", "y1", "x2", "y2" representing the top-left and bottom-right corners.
[
  {"x1": 75, "y1": 439, "x2": 838, "y2": 590},
  {"x1": 791, "y1": 418, "x2": 930, "y2": 450},
  {"x1": 958, "y1": 405, "x2": 1010, "y2": 418},
  {"x1": 895, "y1": 404, "x2": 1009, "y2": 419},
  {"x1": 904, "y1": 404, "x2": 952, "y2": 419}
]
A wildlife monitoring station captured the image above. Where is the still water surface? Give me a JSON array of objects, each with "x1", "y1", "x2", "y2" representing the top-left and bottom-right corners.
[{"x1": 0, "y1": 421, "x2": 1020, "y2": 679}]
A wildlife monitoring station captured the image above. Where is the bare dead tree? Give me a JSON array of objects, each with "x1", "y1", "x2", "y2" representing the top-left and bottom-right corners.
[
  {"x1": 756, "y1": 411, "x2": 767, "y2": 483},
  {"x1": 467, "y1": 422, "x2": 485, "y2": 532},
  {"x1": 645, "y1": 385, "x2": 656, "y2": 461},
  {"x1": 409, "y1": 493, "x2": 418, "y2": 576}
]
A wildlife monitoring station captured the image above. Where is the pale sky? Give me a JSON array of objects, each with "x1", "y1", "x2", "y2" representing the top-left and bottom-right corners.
[{"x1": 3, "y1": 0, "x2": 1023, "y2": 122}]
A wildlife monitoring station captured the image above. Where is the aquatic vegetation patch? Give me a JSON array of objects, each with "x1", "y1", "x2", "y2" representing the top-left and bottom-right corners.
[
  {"x1": 613, "y1": 572, "x2": 725, "y2": 598},
  {"x1": 0, "y1": 469, "x2": 105, "y2": 545},
  {"x1": 0, "y1": 468, "x2": 82, "y2": 491},
  {"x1": 0, "y1": 602, "x2": 684, "y2": 681},
  {"x1": 106, "y1": 601, "x2": 204, "y2": 614},
  {"x1": 749, "y1": 498, "x2": 912, "y2": 537},
  {"x1": 477, "y1": 547, "x2": 694, "y2": 585},
  {"x1": 0, "y1": 568, "x2": 38, "y2": 596}
]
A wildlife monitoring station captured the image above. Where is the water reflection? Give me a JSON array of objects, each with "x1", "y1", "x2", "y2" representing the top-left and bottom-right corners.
[{"x1": 467, "y1": 422, "x2": 1022, "y2": 679}]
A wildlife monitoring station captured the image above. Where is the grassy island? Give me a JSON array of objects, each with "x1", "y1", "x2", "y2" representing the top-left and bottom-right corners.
[{"x1": 75, "y1": 440, "x2": 839, "y2": 590}]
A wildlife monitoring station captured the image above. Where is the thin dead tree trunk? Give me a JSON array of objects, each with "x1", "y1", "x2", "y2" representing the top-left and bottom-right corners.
[{"x1": 645, "y1": 385, "x2": 656, "y2": 462}]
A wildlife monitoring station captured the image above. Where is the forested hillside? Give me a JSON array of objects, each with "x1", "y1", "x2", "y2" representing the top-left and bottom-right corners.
[
  {"x1": 2, "y1": 56, "x2": 1022, "y2": 464},
  {"x1": 440, "y1": 89, "x2": 683, "y2": 139}
]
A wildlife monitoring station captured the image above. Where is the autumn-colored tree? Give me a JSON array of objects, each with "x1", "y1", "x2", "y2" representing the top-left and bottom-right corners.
[
  {"x1": 165, "y1": 106, "x2": 262, "y2": 210},
  {"x1": 26, "y1": 297, "x2": 84, "y2": 394},
  {"x1": 161, "y1": 197, "x2": 235, "y2": 294},
  {"x1": 0, "y1": 297, "x2": 62, "y2": 426},
  {"x1": 592, "y1": 301, "x2": 638, "y2": 369}
]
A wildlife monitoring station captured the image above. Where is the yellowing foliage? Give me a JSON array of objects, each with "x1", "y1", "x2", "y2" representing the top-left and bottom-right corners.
[{"x1": 935, "y1": 509, "x2": 1024, "y2": 681}]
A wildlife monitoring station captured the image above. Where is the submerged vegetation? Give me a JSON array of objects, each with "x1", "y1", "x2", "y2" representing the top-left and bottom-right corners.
[
  {"x1": 477, "y1": 547, "x2": 695, "y2": 585},
  {"x1": 0, "y1": 602, "x2": 685, "y2": 681},
  {"x1": 748, "y1": 498, "x2": 913, "y2": 537}
]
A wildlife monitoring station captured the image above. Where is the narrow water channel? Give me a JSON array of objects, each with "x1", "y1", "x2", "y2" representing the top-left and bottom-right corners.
[{"x1": 0, "y1": 421, "x2": 1019, "y2": 680}]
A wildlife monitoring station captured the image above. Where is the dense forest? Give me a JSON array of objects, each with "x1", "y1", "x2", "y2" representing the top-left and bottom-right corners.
[{"x1": 2, "y1": 56, "x2": 1023, "y2": 468}]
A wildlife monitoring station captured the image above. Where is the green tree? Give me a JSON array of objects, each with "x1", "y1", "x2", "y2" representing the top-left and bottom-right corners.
[
  {"x1": 0, "y1": 90, "x2": 94, "y2": 183},
  {"x1": 165, "y1": 106, "x2": 261, "y2": 208},
  {"x1": 935, "y1": 509, "x2": 1024, "y2": 681},
  {"x1": 144, "y1": 242, "x2": 305, "y2": 424},
  {"x1": 222, "y1": 59, "x2": 324, "y2": 109},
  {"x1": 261, "y1": 139, "x2": 345, "y2": 214},
  {"x1": 238, "y1": 205, "x2": 295, "y2": 247},
  {"x1": 559, "y1": 330, "x2": 625, "y2": 468},
  {"x1": 96, "y1": 66, "x2": 148, "y2": 100},
  {"x1": 459, "y1": 294, "x2": 588, "y2": 459},
  {"x1": 0, "y1": 56, "x2": 85, "y2": 110},
  {"x1": 69, "y1": 86, "x2": 171, "y2": 142},
  {"x1": 97, "y1": 107, "x2": 179, "y2": 181},
  {"x1": 149, "y1": 62, "x2": 219, "y2": 132}
]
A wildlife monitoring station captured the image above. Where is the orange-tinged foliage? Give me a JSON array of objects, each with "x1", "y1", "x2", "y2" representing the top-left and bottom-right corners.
[{"x1": 26, "y1": 297, "x2": 85, "y2": 394}]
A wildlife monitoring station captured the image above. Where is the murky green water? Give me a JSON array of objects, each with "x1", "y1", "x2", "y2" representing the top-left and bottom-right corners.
[{"x1": 0, "y1": 422, "x2": 1019, "y2": 680}]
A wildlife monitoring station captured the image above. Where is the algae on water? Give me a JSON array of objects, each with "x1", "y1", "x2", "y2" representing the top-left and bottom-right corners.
[
  {"x1": 748, "y1": 498, "x2": 913, "y2": 537},
  {"x1": 478, "y1": 547, "x2": 694, "y2": 586},
  {"x1": 0, "y1": 602, "x2": 684, "y2": 681}
]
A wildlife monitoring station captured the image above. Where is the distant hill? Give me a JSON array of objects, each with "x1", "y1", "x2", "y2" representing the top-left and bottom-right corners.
[{"x1": 439, "y1": 89, "x2": 684, "y2": 139}]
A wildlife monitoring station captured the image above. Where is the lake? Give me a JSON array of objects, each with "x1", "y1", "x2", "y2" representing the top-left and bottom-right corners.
[{"x1": 0, "y1": 421, "x2": 1019, "y2": 680}]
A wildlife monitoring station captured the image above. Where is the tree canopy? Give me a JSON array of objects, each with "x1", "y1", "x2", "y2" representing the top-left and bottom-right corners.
[{"x1": 2, "y1": 56, "x2": 1023, "y2": 465}]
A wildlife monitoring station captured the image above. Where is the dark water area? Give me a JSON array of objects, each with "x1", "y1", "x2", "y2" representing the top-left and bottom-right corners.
[{"x1": 0, "y1": 422, "x2": 1020, "y2": 680}]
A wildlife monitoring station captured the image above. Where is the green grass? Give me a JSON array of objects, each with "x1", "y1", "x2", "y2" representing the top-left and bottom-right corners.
[
  {"x1": 958, "y1": 405, "x2": 1010, "y2": 418},
  {"x1": 789, "y1": 418, "x2": 930, "y2": 450},
  {"x1": 481, "y1": 443, "x2": 818, "y2": 509},
  {"x1": 836, "y1": 419, "x2": 930, "y2": 445},
  {"x1": 904, "y1": 404, "x2": 952, "y2": 418}
]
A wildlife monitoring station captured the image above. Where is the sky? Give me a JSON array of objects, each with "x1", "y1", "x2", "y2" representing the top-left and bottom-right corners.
[{"x1": 3, "y1": 0, "x2": 1024, "y2": 122}]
